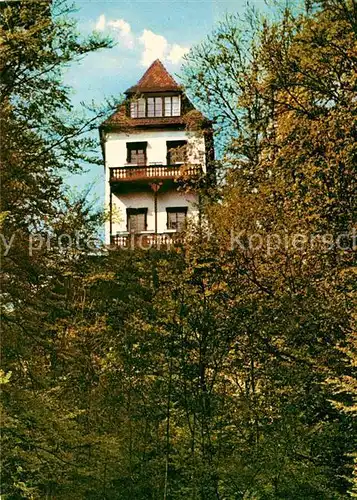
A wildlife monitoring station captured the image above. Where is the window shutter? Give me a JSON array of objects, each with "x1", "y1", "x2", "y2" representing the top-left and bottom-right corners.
[
  {"x1": 172, "y1": 96, "x2": 180, "y2": 116},
  {"x1": 126, "y1": 142, "x2": 147, "y2": 165},
  {"x1": 132, "y1": 149, "x2": 145, "y2": 165},
  {"x1": 130, "y1": 101, "x2": 138, "y2": 118},
  {"x1": 164, "y1": 97, "x2": 171, "y2": 116},
  {"x1": 138, "y1": 98, "x2": 146, "y2": 117},
  {"x1": 176, "y1": 211, "x2": 186, "y2": 230},
  {"x1": 155, "y1": 97, "x2": 163, "y2": 117},
  {"x1": 166, "y1": 207, "x2": 187, "y2": 230},
  {"x1": 147, "y1": 97, "x2": 155, "y2": 117},
  {"x1": 127, "y1": 209, "x2": 147, "y2": 233},
  {"x1": 136, "y1": 212, "x2": 146, "y2": 232}
]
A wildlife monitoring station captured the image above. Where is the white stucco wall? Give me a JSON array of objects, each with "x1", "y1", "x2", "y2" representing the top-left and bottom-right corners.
[
  {"x1": 105, "y1": 129, "x2": 206, "y2": 170},
  {"x1": 110, "y1": 189, "x2": 199, "y2": 236},
  {"x1": 104, "y1": 129, "x2": 205, "y2": 244}
]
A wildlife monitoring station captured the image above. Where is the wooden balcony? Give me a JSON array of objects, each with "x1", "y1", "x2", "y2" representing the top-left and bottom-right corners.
[
  {"x1": 110, "y1": 232, "x2": 183, "y2": 249},
  {"x1": 109, "y1": 164, "x2": 202, "y2": 183}
]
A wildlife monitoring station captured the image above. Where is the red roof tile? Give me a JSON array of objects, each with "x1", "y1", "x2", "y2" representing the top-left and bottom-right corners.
[{"x1": 125, "y1": 59, "x2": 181, "y2": 94}]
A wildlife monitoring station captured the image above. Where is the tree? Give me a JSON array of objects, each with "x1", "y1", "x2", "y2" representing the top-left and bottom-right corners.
[
  {"x1": 1, "y1": 1, "x2": 114, "y2": 497},
  {"x1": 181, "y1": 0, "x2": 357, "y2": 496},
  {"x1": 328, "y1": 326, "x2": 357, "y2": 497}
]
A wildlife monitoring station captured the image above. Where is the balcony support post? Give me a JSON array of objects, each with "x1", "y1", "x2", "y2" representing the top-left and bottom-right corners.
[
  {"x1": 109, "y1": 188, "x2": 113, "y2": 242},
  {"x1": 149, "y1": 182, "x2": 163, "y2": 247},
  {"x1": 154, "y1": 190, "x2": 158, "y2": 236}
]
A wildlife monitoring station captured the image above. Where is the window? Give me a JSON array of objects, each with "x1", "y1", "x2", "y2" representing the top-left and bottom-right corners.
[
  {"x1": 127, "y1": 208, "x2": 147, "y2": 233},
  {"x1": 129, "y1": 96, "x2": 180, "y2": 118},
  {"x1": 164, "y1": 96, "x2": 180, "y2": 116},
  {"x1": 166, "y1": 140, "x2": 187, "y2": 164},
  {"x1": 147, "y1": 97, "x2": 163, "y2": 117},
  {"x1": 166, "y1": 207, "x2": 187, "y2": 231},
  {"x1": 126, "y1": 142, "x2": 147, "y2": 165},
  {"x1": 130, "y1": 98, "x2": 146, "y2": 118}
]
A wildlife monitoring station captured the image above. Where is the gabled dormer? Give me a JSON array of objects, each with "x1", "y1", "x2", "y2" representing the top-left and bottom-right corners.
[
  {"x1": 101, "y1": 59, "x2": 210, "y2": 131},
  {"x1": 125, "y1": 59, "x2": 182, "y2": 119}
]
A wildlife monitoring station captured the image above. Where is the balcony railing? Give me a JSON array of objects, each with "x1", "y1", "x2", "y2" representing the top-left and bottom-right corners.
[
  {"x1": 110, "y1": 232, "x2": 183, "y2": 249},
  {"x1": 110, "y1": 164, "x2": 202, "y2": 183}
]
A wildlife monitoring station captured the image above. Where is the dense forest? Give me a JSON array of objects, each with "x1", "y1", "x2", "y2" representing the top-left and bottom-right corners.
[{"x1": 1, "y1": 0, "x2": 356, "y2": 498}]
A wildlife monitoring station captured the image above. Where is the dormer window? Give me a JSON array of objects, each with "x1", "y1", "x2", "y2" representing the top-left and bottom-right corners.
[
  {"x1": 147, "y1": 97, "x2": 163, "y2": 117},
  {"x1": 164, "y1": 96, "x2": 180, "y2": 116},
  {"x1": 130, "y1": 98, "x2": 145, "y2": 118},
  {"x1": 129, "y1": 95, "x2": 181, "y2": 118}
]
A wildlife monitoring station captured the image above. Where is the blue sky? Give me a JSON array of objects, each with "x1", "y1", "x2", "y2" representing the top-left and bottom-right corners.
[{"x1": 64, "y1": 0, "x2": 267, "y2": 204}]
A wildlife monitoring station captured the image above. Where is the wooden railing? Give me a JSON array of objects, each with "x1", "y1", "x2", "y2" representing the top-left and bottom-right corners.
[
  {"x1": 110, "y1": 233, "x2": 183, "y2": 249},
  {"x1": 110, "y1": 164, "x2": 202, "y2": 182}
]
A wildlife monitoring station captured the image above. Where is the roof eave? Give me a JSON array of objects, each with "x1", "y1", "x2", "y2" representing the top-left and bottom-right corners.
[{"x1": 124, "y1": 86, "x2": 183, "y2": 95}]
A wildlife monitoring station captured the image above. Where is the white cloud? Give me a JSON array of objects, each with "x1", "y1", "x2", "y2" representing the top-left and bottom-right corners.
[
  {"x1": 95, "y1": 14, "x2": 106, "y2": 32},
  {"x1": 139, "y1": 29, "x2": 168, "y2": 66},
  {"x1": 93, "y1": 15, "x2": 189, "y2": 66},
  {"x1": 167, "y1": 44, "x2": 190, "y2": 64},
  {"x1": 108, "y1": 19, "x2": 134, "y2": 49},
  {"x1": 108, "y1": 19, "x2": 131, "y2": 35},
  {"x1": 95, "y1": 15, "x2": 134, "y2": 49}
]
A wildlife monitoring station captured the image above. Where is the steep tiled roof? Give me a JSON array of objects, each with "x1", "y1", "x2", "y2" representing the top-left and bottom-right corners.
[
  {"x1": 125, "y1": 59, "x2": 182, "y2": 94},
  {"x1": 100, "y1": 60, "x2": 210, "y2": 131}
]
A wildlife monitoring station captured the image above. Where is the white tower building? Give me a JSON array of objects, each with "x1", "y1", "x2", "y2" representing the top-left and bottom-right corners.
[{"x1": 100, "y1": 60, "x2": 214, "y2": 248}]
